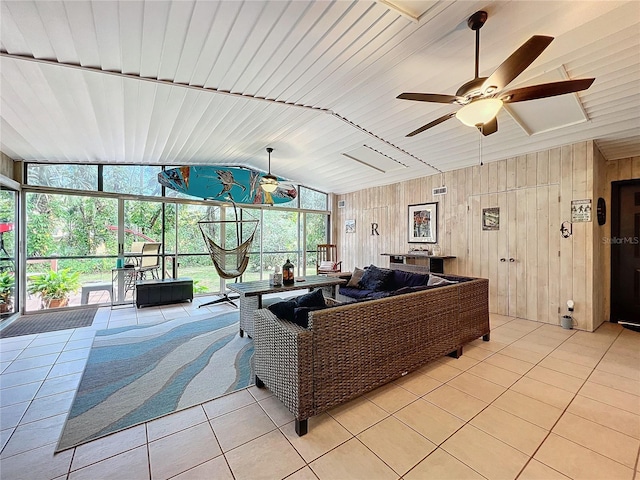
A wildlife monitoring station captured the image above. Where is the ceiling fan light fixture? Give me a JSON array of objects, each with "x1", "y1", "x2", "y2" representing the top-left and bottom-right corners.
[
  {"x1": 455, "y1": 98, "x2": 503, "y2": 127},
  {"x1": 260, "y1": 147, "x2": 279, "y2": 193},
  {"x1": 260, "y1": 174, "x2": 279, "y2": 192}
]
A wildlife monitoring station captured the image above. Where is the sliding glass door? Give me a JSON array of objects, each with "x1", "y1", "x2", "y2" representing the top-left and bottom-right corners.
[{"x1": 0, "y1": 187, "x2": 17, "y2": 316}]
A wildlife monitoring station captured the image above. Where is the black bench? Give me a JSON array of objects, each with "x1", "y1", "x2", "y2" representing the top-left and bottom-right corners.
[{"x1": 136, "y1": 278, "x2": 193, "y2": 308}]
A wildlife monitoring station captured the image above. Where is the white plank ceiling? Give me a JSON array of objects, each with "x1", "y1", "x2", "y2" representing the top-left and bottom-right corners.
[{"x1": 1, "y1": 0, "x2": 639, "y2": 194}]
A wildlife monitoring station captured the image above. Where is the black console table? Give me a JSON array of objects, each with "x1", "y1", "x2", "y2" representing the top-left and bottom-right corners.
[
  {"x1": 381, "y1": 253, "x2": 455, "y2": 274},
  {"x1": 136, "y1": 278, "x2": 193, "y2": 308}
]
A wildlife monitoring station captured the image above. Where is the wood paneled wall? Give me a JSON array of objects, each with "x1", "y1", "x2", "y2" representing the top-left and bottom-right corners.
[
  {"x1": 333, "y1": 140, "x2": 611, "y2": 332},
  {"x1": 0, "y1": 153, "x2": 16, "y2": 180}
]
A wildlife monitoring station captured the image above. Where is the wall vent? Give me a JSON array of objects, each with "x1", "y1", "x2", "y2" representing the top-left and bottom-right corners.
[
  {"x1": 432, "y1": 186, "x2": 447, "y2": 196},
  {"x1": 338, "y1": 200, "x2": 346, "y2": 208}
]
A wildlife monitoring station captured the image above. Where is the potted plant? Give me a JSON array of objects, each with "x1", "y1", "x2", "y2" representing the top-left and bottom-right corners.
[
  {"x1": 0, "y1": 270, "x2": 15, "y2": 313},
  {"x1": 27, "y1": 268, "x2": 80, "y2": 309}
]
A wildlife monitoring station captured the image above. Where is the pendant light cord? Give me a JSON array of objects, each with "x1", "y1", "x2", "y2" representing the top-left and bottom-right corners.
[{"x1": 479, "y1": 128, "x2": 484, "y2": 166}]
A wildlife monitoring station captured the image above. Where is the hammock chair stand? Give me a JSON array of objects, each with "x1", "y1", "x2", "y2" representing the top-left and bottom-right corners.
[{"x1": 198, "y1": 215, "x2": 258, "y2": 309}]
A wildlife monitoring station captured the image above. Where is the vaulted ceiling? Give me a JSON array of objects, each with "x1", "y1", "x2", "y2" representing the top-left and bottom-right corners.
[{"x1": 1, "y1": 1, "x2": 639, "y2": 194}]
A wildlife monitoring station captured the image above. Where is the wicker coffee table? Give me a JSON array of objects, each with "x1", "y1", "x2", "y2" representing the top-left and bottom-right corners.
[{"x1": 227, "y1": 275, "x2": 346, "y2": 338}]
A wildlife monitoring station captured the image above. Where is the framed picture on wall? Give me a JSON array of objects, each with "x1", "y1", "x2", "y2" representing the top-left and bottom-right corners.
[
  {"x1": 408, "y1": 202, "x2": 437, "y2": 243},
  {"x1": 345, "y1": 219, "x2": 356, "y2": 233},
  {"x1": 482, "y1": 207, "x2": 500, "y2": 230}
]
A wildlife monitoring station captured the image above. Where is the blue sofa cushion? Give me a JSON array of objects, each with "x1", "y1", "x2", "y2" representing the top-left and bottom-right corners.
[
  {"x1": 368, "y1": 291, "x2": 393, "y2": 299},
  {"x1": 268, "y1": 297, "x2": 328, "y2": 329},
  {"x1": 339, "y1": 286, "x2": 375, "y2": 299},
  {"x1": 389, "y1": 270, "x2": 429, "y2": 290},
  {"x1": 267, "y1": 300, "x2": 297, "y2": 322},
  {"x1": 293, "y1": 306, "x2": 327, "y2": 328},
  {"x1": 392, "y1": 285, "x2": 432, "y2": 296},
  {"x1": 358, "y1": 265, "x2": 394, "y2": 291},
  {"x1": 295, "y1": 288, "x2": 326, "y2": 308}
]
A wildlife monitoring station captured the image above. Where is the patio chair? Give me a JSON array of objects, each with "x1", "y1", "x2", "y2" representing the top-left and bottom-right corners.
[
  {"x1": 135, "y1": 242, "x2": 161, "y2": 279},
  {"x1": 126, "y1": 241, "x2": 146, "y2": 266}
]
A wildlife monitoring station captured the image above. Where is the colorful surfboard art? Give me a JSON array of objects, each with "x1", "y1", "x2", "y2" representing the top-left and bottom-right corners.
[{"x1": 158, "y1": 166, "x2": 297, "y2": 205}]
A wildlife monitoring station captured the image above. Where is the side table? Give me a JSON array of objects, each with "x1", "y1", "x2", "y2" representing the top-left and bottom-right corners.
[{"x1": 111, "y1": 267, "x2": 136, "y2": 307}]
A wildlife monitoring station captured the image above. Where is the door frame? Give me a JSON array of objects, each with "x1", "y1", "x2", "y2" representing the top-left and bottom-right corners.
[{"x1": 610, "y1": 178, "x2": 640, "y2": 322}]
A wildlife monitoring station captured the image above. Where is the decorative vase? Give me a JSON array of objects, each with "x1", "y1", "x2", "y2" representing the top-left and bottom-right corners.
[
  {"x1": 270, "y1": 266, "x2": 283, "y2": 287},
  {"x1": 282, "y1": 259, "x2": 295, "y2": 285}
]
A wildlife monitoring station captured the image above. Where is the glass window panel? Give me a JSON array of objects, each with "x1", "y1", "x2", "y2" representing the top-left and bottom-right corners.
[
  {"x1": 103, "y1": 165, "x2": 162, "y2": 196},
  {"x1": 262, "y1": 209, "x2": 299, "y2": 277},
  {"x1": 305, "y1": 213, "x2": 329, "y2": 275},
  {"x1": 25, "y1": 192, "x2": 118, "y2": 312},
  {"x1": 123, "y1": 200, "x2": 164, "y2": 247},
  {"x1": 26, "y1": 164, "x2": 98, "y2": 190},
  {"x1": 300, "y1": 186, "x2": 328, "y2": 211},
  {"x1": 177, "y1": 203, "x2": 222, "y2": 293},
  {"x1": 26, "y1": 193, "x2": 118, "y2": 258}
]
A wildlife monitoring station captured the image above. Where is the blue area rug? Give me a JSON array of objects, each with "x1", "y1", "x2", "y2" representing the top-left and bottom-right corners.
[{"x1": 56, "y1": 311, "x2": 252, "y2": 452}]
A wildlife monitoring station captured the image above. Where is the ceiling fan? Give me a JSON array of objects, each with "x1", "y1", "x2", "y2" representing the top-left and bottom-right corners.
[{"x1": 398, "y1": 10, "x2": 595, "y2": 137}]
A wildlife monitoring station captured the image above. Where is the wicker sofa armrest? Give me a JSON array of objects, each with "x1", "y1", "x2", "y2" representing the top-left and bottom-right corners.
[{"x1": 253, "y1": 309, "x2": 314, "y2": 420}]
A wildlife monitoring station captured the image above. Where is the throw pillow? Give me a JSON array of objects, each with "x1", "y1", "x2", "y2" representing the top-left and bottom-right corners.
[
  {"x1": 358, "y1": 264, "x2": 394, "y2": 291},
  {"x1": 295, "y1": 288, "x2": 326, "y2": 308},
  {"x1": 389, "y1": 269, "x2": 429, "y2": 290},
  {"x1": 319, "y1": 260, "x2": 336, "y2": 271},
  {"x1": 427, "y1": 274, "x2": 458, "y2": 286},
  {"x1": 267, "y1": 300, "x2": 297, "y2": 322},
  {"x1": 346, "y1": 267, "x2": 366, "y2": 287},
  {"x1": 292, "y1": 305, "x2": 326, "y2": 328}
]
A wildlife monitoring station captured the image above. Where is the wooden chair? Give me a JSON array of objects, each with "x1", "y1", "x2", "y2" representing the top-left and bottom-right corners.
[{"x1": 316, "y1": 244, "x2": 342, "y2": 274}]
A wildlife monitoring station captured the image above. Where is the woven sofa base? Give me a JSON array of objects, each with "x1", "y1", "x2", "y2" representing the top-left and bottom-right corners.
[{"x1": 254, "y1": 277, "x2": 489, "y2": 435}]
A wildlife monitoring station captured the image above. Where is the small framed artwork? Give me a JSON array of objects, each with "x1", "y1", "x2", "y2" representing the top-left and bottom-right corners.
[
  {"x1": 571, "y1": 199, "x2": 592, "y2": 222},
  {"x1": 345, "y1": 219, "x2": 356, "y2": 233},
  {"x1": 408, "y1": 202, "x2": 437, "y2": 243},
  {"x1": 482, "y1": 207, "x2": 500, "y2": 230}
]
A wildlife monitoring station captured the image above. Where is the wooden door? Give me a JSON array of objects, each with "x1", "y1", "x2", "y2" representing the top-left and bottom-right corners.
[{"x1": 469, "y1": 186, "x2": 560, "y2": 321}]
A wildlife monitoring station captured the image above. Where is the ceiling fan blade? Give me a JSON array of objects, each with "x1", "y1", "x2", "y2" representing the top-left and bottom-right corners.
[
  {"x1": 397, "y1": 93, "x2": 461, "y2": 104},
  {"x1": 500, "y1": 78, "x2": 595, "y2": 103},
  {"x1": 478, "y1": 117, "x2": 498, "y2": 136},
  {"x1": 407, "y1": 112, "x2": 456, "y2": 137},
  {"x1": 481, "y1": 35, "x2": 554, "y2": 94}
]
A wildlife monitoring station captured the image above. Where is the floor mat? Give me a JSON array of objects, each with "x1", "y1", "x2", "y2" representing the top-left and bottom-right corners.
[{"x1": 0, "y1": 308, "x2": 98, "y2": 338}]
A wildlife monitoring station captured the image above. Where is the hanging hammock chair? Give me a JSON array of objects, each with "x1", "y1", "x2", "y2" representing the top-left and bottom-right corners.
[
  {"x1": 197, "y1": 204, "x2": 258, "y2": 307},
  {"x1": 199, "y1": 220, "x2": 258, "y2": 279}
]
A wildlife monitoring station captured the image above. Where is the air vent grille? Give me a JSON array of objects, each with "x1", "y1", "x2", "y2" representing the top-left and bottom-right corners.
[
  {"x1": 433, "y1": 186, "x2": 447, "y2": 196},
  {"x1": 338, "y1": 200, "x2": 346, "y2": 208}
]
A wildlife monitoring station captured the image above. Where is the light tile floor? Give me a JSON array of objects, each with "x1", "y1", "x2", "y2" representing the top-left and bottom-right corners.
[{"x1": 1, "y1": 301, "x2": 639, "y2": 480}]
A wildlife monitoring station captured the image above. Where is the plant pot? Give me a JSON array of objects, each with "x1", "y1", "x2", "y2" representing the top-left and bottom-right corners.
[
  {"x1": 561, "y1": 315, "x2": 573, "y2": 330},
  {"x1": 46, "y1": 298, "x2": 69, "y2": 309},
  {"x1": 0, "y1": 302, "x2": 12, "y2": 313}
]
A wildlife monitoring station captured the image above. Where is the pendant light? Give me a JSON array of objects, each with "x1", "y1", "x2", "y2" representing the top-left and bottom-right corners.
[{"x1": 260, "y1": 147, "x2": 279, "y2": 193}]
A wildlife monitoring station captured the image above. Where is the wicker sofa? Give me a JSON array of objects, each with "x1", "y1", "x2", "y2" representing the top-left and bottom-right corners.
[{"x1": 253, "y1": 274, "x2": 489, "y2": 435}]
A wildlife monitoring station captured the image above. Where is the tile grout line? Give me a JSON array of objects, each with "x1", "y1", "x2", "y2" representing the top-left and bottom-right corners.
[{"x1": 513, "y1": 324, "x2": 628, "y2": 478}]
